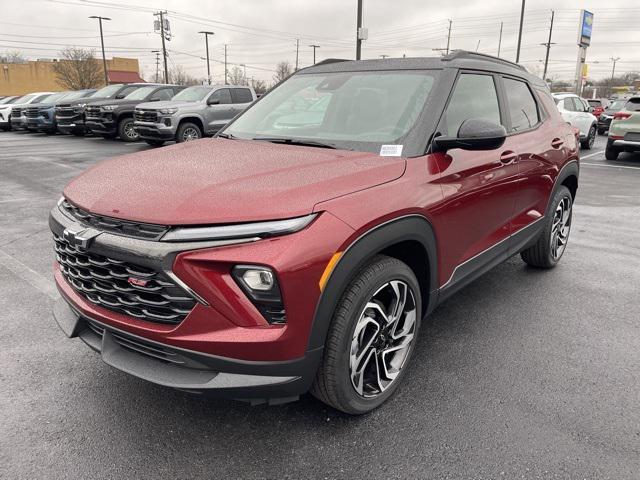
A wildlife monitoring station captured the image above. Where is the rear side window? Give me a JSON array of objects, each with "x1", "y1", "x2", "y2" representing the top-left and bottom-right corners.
[
  {"x1": 503, "y1": 78, "x2": 540, "y2": 132},
  {"x1": 624, "y1": 98, "x2": 640, "y2": 111},
  {"x1": 563, "y1": 98, "x2": 578, "y2": 112},
  {"x1": 231, "y1": 88, "x2": 253, "y2": 104},
  {"x1": 442, "y1": 73, "x2": 501, "y2": 136},
  {"x1": 209, "y1": 88, "x2": 232, "y2": 105}
]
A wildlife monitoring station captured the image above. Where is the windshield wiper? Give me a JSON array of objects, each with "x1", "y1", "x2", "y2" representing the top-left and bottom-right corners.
[
  {"x1": 216, "y1": 132, "x2": 237, "y2": 139},
  {"x1": 252, "y1": 137, "x2": 337, "y2": 149}
]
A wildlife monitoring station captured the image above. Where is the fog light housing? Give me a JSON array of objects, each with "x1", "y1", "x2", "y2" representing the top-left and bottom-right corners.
[{"x1": 232, "y1": 265, "x2": 286, "y2": 324}]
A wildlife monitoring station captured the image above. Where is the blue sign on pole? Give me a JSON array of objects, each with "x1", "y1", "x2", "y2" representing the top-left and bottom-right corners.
[{"x1": 579, "y1": 10, "x2": 594, "y2": 46}]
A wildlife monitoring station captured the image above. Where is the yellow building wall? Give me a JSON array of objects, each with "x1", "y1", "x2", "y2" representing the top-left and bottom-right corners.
[{"x1": 0, "y1": 57, "x2": 141, "y2": 96}]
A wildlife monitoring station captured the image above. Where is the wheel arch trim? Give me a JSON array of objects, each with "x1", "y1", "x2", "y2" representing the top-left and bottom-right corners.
[{"x1": 306, "y1": 214, "x2": 438, "y2": 351}]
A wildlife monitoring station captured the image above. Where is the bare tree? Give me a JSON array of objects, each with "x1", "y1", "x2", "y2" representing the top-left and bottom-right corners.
[
  {"x1": 52, "y1": 47, "x2": 103, "y2": 90},
  {"x1": 0, "y1": 50, "x2": 27, "y2": 63},
  {"x1": 169, "y1": 65, "x2": 201, "y2": 86},
  {"x1": 251, "y1": 79, "x2": 268, "y2": 95},
  {"x1": 273, "y1": 61, "x2": 293, "y2": 84},
  {"x1": 227, "y1": 66, "x2": 246, "y2": 85}
]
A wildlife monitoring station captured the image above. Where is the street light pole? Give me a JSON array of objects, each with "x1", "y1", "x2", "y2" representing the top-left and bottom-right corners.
[
  {"x1": 540, "y1": 10, "x2": 555, "y2": 81},
  {"x1": 356, "y1": 0, "x2": 363, "y2": 60},
  {"x1": 516, "y1": 0, "x2": 526, "y2": 63},
  {"x1": 610, "y1": 57, "x2": 621, "y2": 94},
  {"x1": 198, "y1": 31, "x2": 214, "y2": 85},
  {"x1": 89, "y1": 16, "x2": 111, "y2": 86}
]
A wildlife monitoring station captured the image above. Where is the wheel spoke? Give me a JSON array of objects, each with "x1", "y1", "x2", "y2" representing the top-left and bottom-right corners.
[
  {"x1": 351, "y1": 348, "x2": 377, "y2": 396},
  {"x1": 364, "y1": 301, "x2": 389, "y2": 324}
]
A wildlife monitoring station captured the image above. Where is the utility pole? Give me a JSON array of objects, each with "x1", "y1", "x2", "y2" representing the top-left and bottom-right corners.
[
  {"x1": 295, "y1": 39, "x2": 299, "y2": 70},
  {"x1": 152, "y1": 50, "x2": 160, "y2": 83},
  {"x1": 516, "y1": 0, "x2": 526, "y2": 63},
  {"x1": 497, "y1": 22, "x2": 503, "y2": 57},
  {"x1": 240, "y1": 64, "x2": 247, "y2": 84},
  {"x1": 445, "y1": 19, "x2": 452, "y2": 55},
  {"x1": 153, "y1": 11, "x2": 169, "y2": 83},
  {"x1": 89, "y1": 16, "x2": 110, "y2": 86},
  {"x1": 309, "y1": 44, "x2": 320, "y2": 64},
  {"x1": 356, "y1": 0, "x2": 363, "y2": 60},
  {"x1": 198, "y1": 31, "x2": 214, "y2": 85},
  {"x1": 224, "y1": 44, "x2": 228, "y2": 84},
  {"x1": 610, "y1": 57, "x2": 620, "y2": 92},
  {"x1": 540, "y1": 10, "x2": 555, "y2": 81}
]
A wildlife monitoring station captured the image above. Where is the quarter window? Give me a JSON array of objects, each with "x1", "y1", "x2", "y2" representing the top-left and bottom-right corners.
[
  {"x1": 442, "y1": 74, "x2": 501, "y2": 136},
  {"x1": 503, "y1": 78, "x2": 540, "y2": 132}
]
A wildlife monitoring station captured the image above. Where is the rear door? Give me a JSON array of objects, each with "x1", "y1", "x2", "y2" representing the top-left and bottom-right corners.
[
  {"x1": 432, "y1": 72, "x2": 518, "y2": 291},
  {"x1": 230, "y1": 88, "x2": 254, "y2": 117}
]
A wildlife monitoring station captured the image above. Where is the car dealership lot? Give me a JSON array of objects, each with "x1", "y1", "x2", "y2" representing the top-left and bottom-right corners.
[{"x1": 1, "y1": 132, "x2": 639, "y2": 479}]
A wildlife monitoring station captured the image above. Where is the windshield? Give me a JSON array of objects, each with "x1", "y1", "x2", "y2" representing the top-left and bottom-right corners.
[
  {"x1": 42, "y1": 92, "x2": 69, "y2": 104},
  {"x1": 14, "y1": 94, "x2": 36, "y2": 104},
  {"x1": 172, "y1": 86, "x2": 212, "y2": 102},
  {"x1": 124, "y1": 86, "x2": 156, "y2": 100},
  {"x1": 587, "y1": 100, "x2": 601, "y2": 106},
  {"x1": 89, "y1": 84, "x2": 123, "y2": 98},
  {"x1": 0, "y1": 97, "x2": 16, "y2": 105},
  {"x1": 63, "y1": 90, "x2": 92, "y2": 102},
  {"x1": 607, "y1": 100, "x2": 626, "y2": 111},
  {"x1": 223, "y1": 70, "x2": 438, "y2": 153}
]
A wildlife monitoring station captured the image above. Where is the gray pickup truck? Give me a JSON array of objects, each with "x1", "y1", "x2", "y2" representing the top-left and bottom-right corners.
[{"x1": 133, "y1": 84, "x2": 256, "y2": 146}]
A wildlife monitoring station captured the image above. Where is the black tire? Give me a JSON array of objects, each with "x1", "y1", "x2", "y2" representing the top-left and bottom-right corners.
[
  {"x1": 176, "y1": 122, "x2": 202, "y2": 143},
  {"x1": 117, "y1": 117, "x2": 138, "y2": 142},
  {"x1": 310, "y1": 255, "x2": 422, "y2": 415},
  {"x1": 597, "y1": 128, "x2": 605, "y2": 135},
  {"x1": 521, "y1": 185, "x2": 573, "y2": 269},
  {"x1": 605, "y1": 140, "x2": 620, "y2": 160},
  {"x1": 1, "y1": 125, "x2": 10, "y2": 132},
  {"x1": 145, "y1": 139, "x2": 165, "y2": 147},
  {"x1": 580, "y1": 124, "x2": 596, "y2": 150}
]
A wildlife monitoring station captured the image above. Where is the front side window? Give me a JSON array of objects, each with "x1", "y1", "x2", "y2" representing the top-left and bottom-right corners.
[
  {"x1": 503, "y1": 78, "x2": 539, "y2": 132},
  {"x1": 441, "y1": 73, "x2": 501, "y2": 136},
  {"x1": 563, "y1": 98, "x2": 577, "y2": 112},
  {"x1": 209, "y1": 89, "x2": 232, "y2": 105},
  {"x1": 224, "y1": 70, "x2": 438, "y2": 153}
]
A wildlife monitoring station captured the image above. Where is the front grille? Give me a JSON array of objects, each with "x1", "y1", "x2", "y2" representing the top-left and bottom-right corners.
[
  {"x1": 55, "y1": 106, "x2": 75, "y2": 118},
  {"x1": 11, "y1": 108, "x2": 22, "y2": 118},
  {"x1": 54, "y1": 233, "x2": 196, "y2": 325},
  {"x1": 26, "y1": 107, "x2": 39, "y2": 118},
  {"x1": 134, "y1": 109, "x2": 158, "y2": 122},
  {"x1": 60, "y1": 199, "x2": 169, "y2": 241},
  {"x1": 85, "y1": 320, "x2": 184, "y2": 364},
  {"x1": 85, "y1": 105, "x2": 101, "y2": 117}
]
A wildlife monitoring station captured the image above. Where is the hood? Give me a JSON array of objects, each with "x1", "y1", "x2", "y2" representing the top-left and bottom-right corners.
[
  {"x1": 135, "y1": 100, "x2": 196, "y2": 110},
  {"x1": 25, "y1": 102, "x2": 55, "y2": 110},
  {"x1": 63, "y1": 138, "x2": 406, "y2": 226},
  {"x1": 86, "y1": 98, "x2": 139, "y2": 108}
]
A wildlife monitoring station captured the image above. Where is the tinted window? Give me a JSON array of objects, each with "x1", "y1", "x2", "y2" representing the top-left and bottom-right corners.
[
  {"x1": 624, "y1": 98, "x2": 640, "y2": 111},
  {"x1": 442, "y1": 74, "x2": 501, "y2": 136},
  {"x1": 503, "y1": 78, "x2": 539, "y2": 132},
  {"x1": 150, "y1": 88, "x2": 175, "y2": 101},
  {"x1": 587, "y1": 100, "x2": 602, "y2": 107},
  {"x1": 231, "y1": 88, "x2": 253, "y2": 104},
  {"x1": 209, "y1": 89, "x2": 232, "y2": 105}
]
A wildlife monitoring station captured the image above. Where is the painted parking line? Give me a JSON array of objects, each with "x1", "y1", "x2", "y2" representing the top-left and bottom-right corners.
[
  {"x1": 0, "y1": 248, "x2": 58, "y2": 300},
  {"x1": 582, "y1": 162, "x2": 640, "y2": 171},
  {"x1": 580, "y1": 150, "x2": 604, "y2": 160}
]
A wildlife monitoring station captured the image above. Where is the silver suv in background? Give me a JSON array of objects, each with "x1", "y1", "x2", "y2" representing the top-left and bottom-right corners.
[{"x1": 133, "y1": 85, "x2": 256, "y2": 146}]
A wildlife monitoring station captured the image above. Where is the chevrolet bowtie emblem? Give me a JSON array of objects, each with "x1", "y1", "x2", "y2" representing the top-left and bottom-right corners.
[{"x1": 62, "y1": 227, "x2": 100, "y2": 250}]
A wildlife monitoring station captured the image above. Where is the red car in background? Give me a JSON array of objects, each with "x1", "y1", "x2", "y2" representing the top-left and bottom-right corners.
[
  {"x1": 50, "y1": 51, "x2": 579, "y2": 414},
  {"x1": 587, "y1": 98, "x2": 608, "y2": 118}
]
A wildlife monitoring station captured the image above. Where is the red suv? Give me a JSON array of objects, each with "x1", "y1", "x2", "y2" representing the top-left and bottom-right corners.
[{"x1": 50, "y1": 51, "x2": 579, "y2": 414}]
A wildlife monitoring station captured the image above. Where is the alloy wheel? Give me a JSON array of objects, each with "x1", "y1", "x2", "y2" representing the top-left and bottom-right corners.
[
  {"x1": 550, "y1": 196, "x2": 572, "y2": 260},
  {"x1": 349, "y1": 280, "x2": 417, "y2": 398},
  {"x1": 588, "y1": 126, "x2": 595, "y2": 148},
  {"x1": 124, "y1": 121, "x2": 138, "y2": 140},
  {"x1": 182, "y1": 127, "x2": 200, "y2": 141}
]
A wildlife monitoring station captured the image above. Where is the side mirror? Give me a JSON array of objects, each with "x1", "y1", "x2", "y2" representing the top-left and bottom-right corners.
[
  {"x1": 115, "y1": 94, "x2": 125, "y2": 99},
  {"x1": 432, "y1": 119, "x2": 507, "y2": 152},
  {"x1": 207, "y1": 98, "x2": 220, "y2": 105}
]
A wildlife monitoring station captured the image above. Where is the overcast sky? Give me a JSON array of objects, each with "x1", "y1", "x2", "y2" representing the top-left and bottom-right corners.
[{"x1": 1, "y1": 0, "x2": 638, "y2": 84}]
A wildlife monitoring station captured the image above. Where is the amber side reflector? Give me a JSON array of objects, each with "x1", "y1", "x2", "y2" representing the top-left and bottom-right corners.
[{"x1": 319, "y1": 251, "x2": 343, "y2": 292}]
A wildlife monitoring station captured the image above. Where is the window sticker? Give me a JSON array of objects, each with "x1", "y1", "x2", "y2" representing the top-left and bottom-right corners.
[{"x1": 380, "y1": 145, "x2": 403, "y2": 157}]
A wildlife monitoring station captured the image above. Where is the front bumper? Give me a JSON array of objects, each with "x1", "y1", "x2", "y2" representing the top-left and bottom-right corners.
[
  {"x1": 134, "y1": 121, "x2": 176, "y2": 140},
  {"x1": 53, "y1": 296, "x2": 315, "y2": 403},
  {"x1": 11, "y1": 116, "x2": 28, "y2": 129},
  {"x1": 85, "y1": 115, "x2": 116, "y2": 134}
]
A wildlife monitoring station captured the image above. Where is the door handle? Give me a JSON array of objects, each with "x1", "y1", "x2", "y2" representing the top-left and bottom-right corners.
[
  {"x1": 499, "y1": 150, "x2": 517, "y2": 165},
  {"x1": 551, "y1": 138, "x2": 564, "y2": 149}
]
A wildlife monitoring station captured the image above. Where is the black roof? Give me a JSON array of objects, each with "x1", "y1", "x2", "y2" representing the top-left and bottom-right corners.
[{"x1": 300, "y1": 50, "x2": 545, "y2": 87}]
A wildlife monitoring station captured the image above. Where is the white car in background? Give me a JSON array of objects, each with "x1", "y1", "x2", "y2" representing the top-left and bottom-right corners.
[
  {"x1": 552, "y1": 92, "x2": 598, "y2": 150},
  {"x1": 0, "y1": 91, "x2": 53, "y2": 131}
]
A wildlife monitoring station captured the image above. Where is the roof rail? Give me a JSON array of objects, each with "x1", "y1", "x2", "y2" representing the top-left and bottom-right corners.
[
  {"x1": 312, "y1": 58, "x2": 350, "y2": 66},
  {"x1": 442, "y1": 50, "x2": 527, "y2": 71}
]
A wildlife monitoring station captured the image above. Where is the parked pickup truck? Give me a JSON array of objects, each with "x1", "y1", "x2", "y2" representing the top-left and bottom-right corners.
[
  {"x1": 25, "y1": 89, "x2": 96, "y2": 134},
  {"x1": 56, "y1": 83, "x2": 151, "y2": 136},
  {"x1": 133, "y1": 85, "x2": 256, "y2": 146},
  {"x1": 85, "y1": 84, "x2": 184, "y2": 141}
]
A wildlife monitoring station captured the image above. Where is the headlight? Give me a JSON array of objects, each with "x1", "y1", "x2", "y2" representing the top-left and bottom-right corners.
[
  {"x1": 159, "y1": 107, "x2": 178, "y2": 115},
  {"x1": 161, "y1": 213, "x2": 317, "y2": 242},
  {"x1": 101, "y1": 105, "x2": 117, "y2": 111}
]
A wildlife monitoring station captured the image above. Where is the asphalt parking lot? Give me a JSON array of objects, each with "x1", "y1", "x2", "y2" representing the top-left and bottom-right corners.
[{"x1": 1, "y1": 131, "x2": 639, "y2": 479}]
